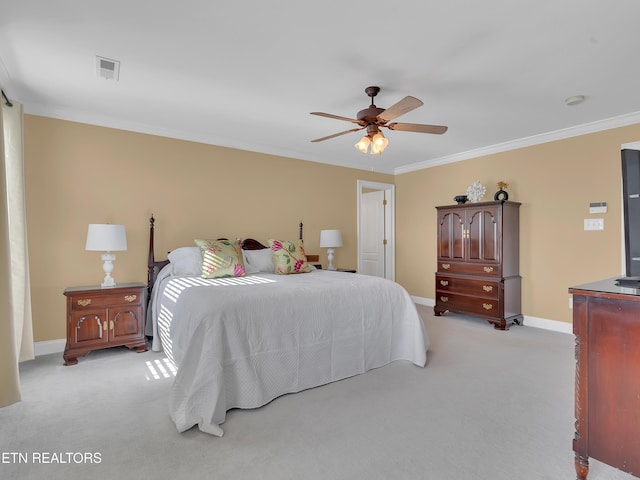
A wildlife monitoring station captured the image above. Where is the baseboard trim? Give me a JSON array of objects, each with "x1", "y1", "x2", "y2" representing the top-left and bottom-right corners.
[
  {"x1": 411, "y1": 296, "x2": 435, "y2": 307},
  {"x1": 411, "y1": 296, "x2": 572, "y2": 335},
  {"x1": 34, "y1": 339, "x2": 65, "y2": 357},
  {"x1": 523, "y1": 315, "x2": 573, "y2": 334}
]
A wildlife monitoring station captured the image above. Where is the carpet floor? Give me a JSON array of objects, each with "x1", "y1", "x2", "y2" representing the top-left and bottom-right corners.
[{"x1": 0, "y1": 306, "x2": 635, "y2": 480}]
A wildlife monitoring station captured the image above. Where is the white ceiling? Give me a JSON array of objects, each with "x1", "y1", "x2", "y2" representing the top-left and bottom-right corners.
[{"x1": 2, "y1": 1, "x2": 640, "y2": 174}]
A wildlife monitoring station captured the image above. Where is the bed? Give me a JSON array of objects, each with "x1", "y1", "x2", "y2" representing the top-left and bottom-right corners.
[{"x1": 146, "y1": 216, "x2": 429, "y2": 436}]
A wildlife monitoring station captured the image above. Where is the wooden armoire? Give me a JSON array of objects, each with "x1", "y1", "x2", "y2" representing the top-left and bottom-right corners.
[{"x1": 434, "y1": 200, "x2": 523, "y2": 330}]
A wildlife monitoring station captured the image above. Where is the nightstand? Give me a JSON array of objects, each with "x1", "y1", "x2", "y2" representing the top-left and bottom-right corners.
[
  {"x1": 337, "y1": 268, "x2": 356, "y2": 273},
  {"x1": 63, "y1": 282, "x2": 147, "y2": 365}
]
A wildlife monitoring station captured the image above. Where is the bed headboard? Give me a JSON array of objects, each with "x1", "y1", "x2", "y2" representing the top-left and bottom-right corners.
[{"x1": 146, "y1": 216, "x2": 312, "y2": 296}]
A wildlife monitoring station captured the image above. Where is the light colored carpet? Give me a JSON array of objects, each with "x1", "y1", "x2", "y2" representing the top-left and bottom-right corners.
[{"x1": 0, "y1": 306, "x2": 635, "y2": 480}]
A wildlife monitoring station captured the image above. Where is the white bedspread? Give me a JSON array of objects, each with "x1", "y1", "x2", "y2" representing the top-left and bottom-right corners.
[{"x1": 149, "y1": 268, "x2": 428, "y2": 435}]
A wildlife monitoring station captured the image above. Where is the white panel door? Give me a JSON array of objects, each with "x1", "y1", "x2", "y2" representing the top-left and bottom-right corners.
[{"x1": 360, "y1": 190, "x2": 385, "y2": 277}]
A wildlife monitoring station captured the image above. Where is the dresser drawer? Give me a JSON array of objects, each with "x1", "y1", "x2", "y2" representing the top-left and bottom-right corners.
[
  {"x1": 436, "y1": 275, "x2": 500, "y2": 299},
  {"x1": 437, "y1": 261, "x2": 500, "y2": 277},
  {"x1": 435, "y1": 291, "x2": 500, "y2": 319}
]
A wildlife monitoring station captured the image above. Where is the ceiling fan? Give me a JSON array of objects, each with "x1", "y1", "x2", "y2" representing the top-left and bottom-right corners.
[{"x1": 310, "y1": 86, "x2": 448, "y2": 154}]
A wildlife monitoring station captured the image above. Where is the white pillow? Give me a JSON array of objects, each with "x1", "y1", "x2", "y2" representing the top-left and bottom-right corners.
[
  {"x1": 167, "y1": 246, "x2": 201, "y2": 276},
  {"x1": 242, "y1": 248, "x2": 275, "y2": 274}
]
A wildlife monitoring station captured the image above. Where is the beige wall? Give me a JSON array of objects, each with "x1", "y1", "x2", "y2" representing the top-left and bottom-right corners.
[
  {"x1": 24, "y1": 115, "x2": 393, "y2": 342},
  {"x1": 24, "y1": 114, "x2": 640, "y2": 343},
  {"x1": 396, "y1": 124, "x2": 640, "y2": 324}
]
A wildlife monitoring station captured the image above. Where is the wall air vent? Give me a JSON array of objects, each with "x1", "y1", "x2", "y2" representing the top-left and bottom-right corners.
[{"x1": 96, "y1": 56, "x2": 120, "y2": 81}]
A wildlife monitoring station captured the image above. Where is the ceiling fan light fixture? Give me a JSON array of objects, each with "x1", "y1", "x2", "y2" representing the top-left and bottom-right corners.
[
  {"x1": 372, "y1": 132, "x2": 388, "y2": 149},
  {"x1": 355, "y1": 131, "x2": 389, "y2": 155},
  {"x1": 355, "y1": 136, "x2": 371, "y2": 153}
]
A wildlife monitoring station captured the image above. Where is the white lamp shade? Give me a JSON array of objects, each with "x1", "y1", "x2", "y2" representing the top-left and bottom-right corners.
[
  {"x1": 320, "y1": 229, "x2": 343, "y2": 248},
  {"x1": 85, "y1": 224, "x2": 128, "y2": 251}
]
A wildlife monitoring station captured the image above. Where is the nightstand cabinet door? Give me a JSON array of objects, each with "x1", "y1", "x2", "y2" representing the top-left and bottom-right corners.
[
  {"x1": 111, "y1": 306, "x2": 143, "y2": 341},
  {"x1": 70, "y1": 310, "x2": 108, "y2": 347},
  {"x1": 63, "y1": 283, "x2": 147, "y2": 365}
]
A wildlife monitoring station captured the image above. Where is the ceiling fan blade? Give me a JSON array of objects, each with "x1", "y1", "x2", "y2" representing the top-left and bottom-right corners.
[
  {"x1": 377, "y1": 96, "x2": 424, "y2": 123},
  {"x1": 310, "y1": 112, "x2": 362, "y2": 124},
  {"x1": 311, "y1": 127, "x2": 364, "y2": 142},
  {"x1": 386, "y1": 122, "x2": 448, "y2": 134}
]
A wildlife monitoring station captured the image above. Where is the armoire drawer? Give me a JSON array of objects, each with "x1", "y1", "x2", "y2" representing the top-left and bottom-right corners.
[
  {"x1": 436, "y1": 275, "x2": 500, "y2": 299},
  {"x1": 437, "y1": 261, "x2": 500, "y2": 277},
  {"x1": 435, "y1": 292, "x2": 500, "y2": 319}
]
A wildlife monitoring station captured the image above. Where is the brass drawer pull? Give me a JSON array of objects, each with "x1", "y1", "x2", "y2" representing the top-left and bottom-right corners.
[
  {"x1": 103, "y1": 320, "x2": 108, "y2": 331},
  {"x1": 440, "y1": 280, "x2": 449, "y2": 286},
  {"x1": 440, "y1": 296, "x2": 449, "y2": 303},
  {"x1": 483, "y1": 303, "x2": 493, "y2": 310},
  {"x1": 442, "y1": 263, "x2": 451, "y2": 270},
  {"x1": 124, "y1": 295, "x2": 137, "y2": 303},
  {"x1": 109, "y1": 320, "x2": 114, "y2": 330},
  {"x1": 482, "y1": 285, "x2": 493, "y2": 292},
  {"x1": 483, "y1": 266, "x2": 494, "y2": 273},
  {"x1": 77, "y1": 299, "x2": 91, "y2": 307}
]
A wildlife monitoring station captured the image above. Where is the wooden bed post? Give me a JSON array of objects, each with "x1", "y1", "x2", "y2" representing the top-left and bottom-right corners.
[{"x1": 147, "y1": 215, "x2": 156, "y2": 298}]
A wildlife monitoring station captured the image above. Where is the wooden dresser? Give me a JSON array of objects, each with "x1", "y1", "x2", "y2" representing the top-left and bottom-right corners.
[
  {"x1": 434, "y1": 200, "x2": 522, "y2": 330},
  {"x1": 63, "y1": 282, "x2": 147, "y2": 365},
  {"x1": 570, "y1": 278, "x2": 640, "y2": 479}
]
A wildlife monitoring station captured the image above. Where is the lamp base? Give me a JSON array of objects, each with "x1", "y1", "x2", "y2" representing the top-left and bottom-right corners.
[
  {"x1": 326, "y1": 248, "x2": 336, "y2": 271},
  {"x1": 101, "y1": 252, "x2": 117, "y2": 288}
]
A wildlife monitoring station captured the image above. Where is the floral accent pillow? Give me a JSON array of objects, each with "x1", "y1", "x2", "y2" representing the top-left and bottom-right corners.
[
  {"x1": 194, "y1": 238, "x2": 246, "y2": 278},
  {"x1": 268, "y1": 239, "x2": 313, "y2": 275}
]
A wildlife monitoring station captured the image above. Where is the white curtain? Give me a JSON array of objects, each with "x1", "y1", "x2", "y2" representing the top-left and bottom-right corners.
[{"x1": 0, "y1": 89, "x2": 34, "y2": 408}]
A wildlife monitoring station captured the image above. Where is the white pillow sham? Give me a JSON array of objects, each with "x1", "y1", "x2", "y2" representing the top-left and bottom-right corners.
[
  {"x1": 167, "y1": 246, "x2": 201, "y2": 276},
  {"x1": 168, "y1": 245, "x2": 279, "y2": 276},
  {"x1": 242, "y1": 248, "x2": 275, "y2": 274}
]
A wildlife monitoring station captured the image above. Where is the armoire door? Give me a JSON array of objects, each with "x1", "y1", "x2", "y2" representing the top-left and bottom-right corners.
[
  {"x1": 466, "y1": 206, "x2": 500, "y2": 263},
  {"x1": 438, "y1": 210, "x2": 465, "y2": 261}
]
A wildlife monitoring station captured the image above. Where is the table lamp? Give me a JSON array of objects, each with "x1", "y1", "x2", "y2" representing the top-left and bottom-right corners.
[
  {"x1": 85, "y1": 224, "x2": 127, "y2": 287},
  {"x1": 320, "y1": 229, "x2": 343, "y2": 271}
]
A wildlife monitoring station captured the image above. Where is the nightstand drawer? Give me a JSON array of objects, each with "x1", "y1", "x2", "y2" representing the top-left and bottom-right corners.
[{"x1": 68, "y1": 291, "x2": 142, "y2": 310}]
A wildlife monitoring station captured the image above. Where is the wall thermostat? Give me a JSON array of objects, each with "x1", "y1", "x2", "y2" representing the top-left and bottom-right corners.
[{"x1": 589, "y1": 202, "x2": 607, "y2": 214}]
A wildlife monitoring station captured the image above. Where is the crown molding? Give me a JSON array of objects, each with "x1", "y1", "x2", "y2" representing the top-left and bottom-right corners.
[
  {"x1": 395, "y1": 111, "x2": 640, "y2": 175},
  {"x1": 23, "y1": 102, "x2": 640, "y2": 177}
]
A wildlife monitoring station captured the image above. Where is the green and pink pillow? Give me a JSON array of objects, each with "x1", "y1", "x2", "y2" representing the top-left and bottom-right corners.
[
  {"x1": 268, "y1": 239, "x2": 312, "y2": 275},
  {"x1": 194, "y1": 238, "x2": 246, "y2": 278}
]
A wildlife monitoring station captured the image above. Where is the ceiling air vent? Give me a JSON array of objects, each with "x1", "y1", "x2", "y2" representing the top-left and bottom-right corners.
[{"x1": 96, "y1": 56, "x2": 120, "y2": 81}]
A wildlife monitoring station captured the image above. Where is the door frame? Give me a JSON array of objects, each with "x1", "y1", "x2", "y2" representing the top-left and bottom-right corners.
[{"x1": 357, "y1": 180, "x2": 395, "y2": 281}]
